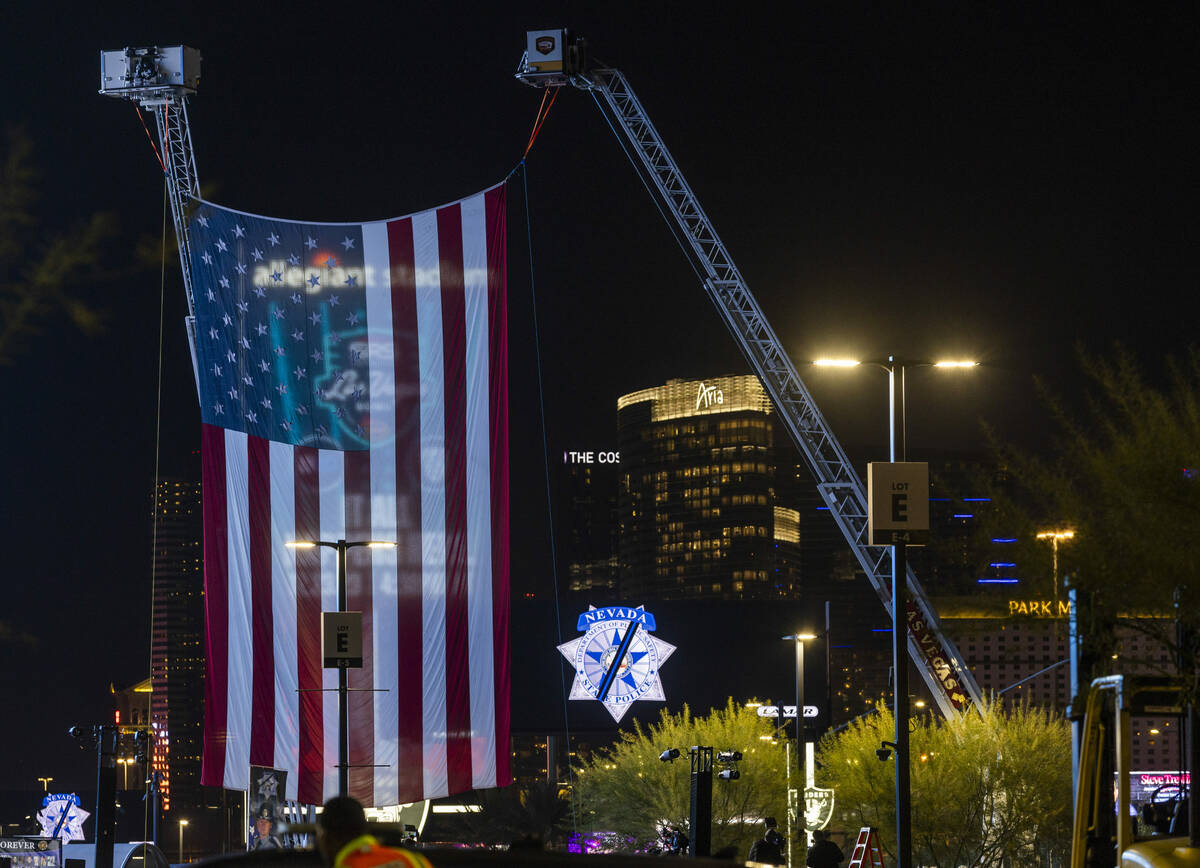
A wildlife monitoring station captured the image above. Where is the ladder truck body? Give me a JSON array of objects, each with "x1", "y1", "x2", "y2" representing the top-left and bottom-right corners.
[{"x1": 516, "y1": 29, "x2": 983, "y2": 718}]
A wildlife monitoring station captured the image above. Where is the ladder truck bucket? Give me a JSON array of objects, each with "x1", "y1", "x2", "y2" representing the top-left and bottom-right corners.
[
  {"x1": 99, "y1": 46, "x2": 201, "y2": 100},
  {"x1": 515, "y1": 29, "x2": 588, "y2": 87}
]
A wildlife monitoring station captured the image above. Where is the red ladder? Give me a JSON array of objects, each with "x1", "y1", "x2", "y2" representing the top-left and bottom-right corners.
[{"x1": 847, "y1": 827, "x2": 885, "y2": 868}]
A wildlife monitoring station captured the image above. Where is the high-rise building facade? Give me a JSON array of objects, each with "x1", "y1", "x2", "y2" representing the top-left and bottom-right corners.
[
  {"x1": 616, "y1": 375, "x2": 802, "y2": 600},
  {"x1": 150, "y1": 479, "x2": 205, "y2": 811},
  {"x1": 560, "y1": 461, "x2": 619, "y2": 595},
  {"x1": 936, "y1": 595, "x2": 1180, "y2": 770}
]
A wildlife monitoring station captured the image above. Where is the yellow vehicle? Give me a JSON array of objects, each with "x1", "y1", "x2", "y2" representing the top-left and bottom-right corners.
[{"x1": 1071, "y1": 675, "x2": 1199, "y2": 867}]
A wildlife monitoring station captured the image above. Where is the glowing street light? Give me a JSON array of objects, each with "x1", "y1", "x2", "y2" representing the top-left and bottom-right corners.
[
  {"x1": 1036, "y1": 529, "x2": 1075, "y2": 604},
  {"x1": 117, "y1": 758, "x2": 133, "y2": 790},
  {"x1": 178, "y1": 819, "x2": 188, "y2": 863},
  {"x1": 810, "y1": 354, "x2": 977, "y2": 868},
  {"x1": 286, "y1": 538, "x2": 397, "y2": 796},
  {"x1": 36, "y1": 777, "x2": 53, "y2": 792}
]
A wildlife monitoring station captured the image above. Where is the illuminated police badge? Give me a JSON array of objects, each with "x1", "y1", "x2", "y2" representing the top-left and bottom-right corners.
[
  {"x1": 37, "y1": 793, "x2": 89, "y2": 843},
  {"x1": 558, "y1": 605, "x2": 675, "y2": 723}
]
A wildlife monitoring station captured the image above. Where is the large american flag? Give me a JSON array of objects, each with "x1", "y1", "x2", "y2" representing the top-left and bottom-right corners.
[{"x1": 192, "y1": 184, "x2": 510, "y2": 806}]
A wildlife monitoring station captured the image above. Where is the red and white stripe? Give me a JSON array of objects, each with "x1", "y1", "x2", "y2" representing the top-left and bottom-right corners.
[{"x1": 201, "y1": 185, "x2": 510, "y2": 806}]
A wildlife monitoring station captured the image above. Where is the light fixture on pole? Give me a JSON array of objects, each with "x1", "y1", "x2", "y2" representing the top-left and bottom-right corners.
[
  {"x1": 813, "y1": 354, "x2": 977, "y2": 868},
  {"x1": 286, "y1": 538, "x2": 397, "y2": 796},
  {"x1": 36, "y1": 777, "x2": 53, "y2": 792},
  {"x1": 178, "y1": 819, "x2": 188, "y2": 864},
  {"x1": 1036, "y1": 529, "x2": 1075, "y2": 605},
  {"x1": 116, "y1": 758, "x2": 132, "y2": 790}
]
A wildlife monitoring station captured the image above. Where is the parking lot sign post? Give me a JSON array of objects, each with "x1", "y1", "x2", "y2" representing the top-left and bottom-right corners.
[{"x1": 869, "y1": 459, "x2": 928, "y2": 868}]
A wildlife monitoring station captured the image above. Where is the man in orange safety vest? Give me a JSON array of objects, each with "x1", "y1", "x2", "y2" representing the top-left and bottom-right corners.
[{"x1": 316, "y1": 796, "x2": 432, "y2": 868}]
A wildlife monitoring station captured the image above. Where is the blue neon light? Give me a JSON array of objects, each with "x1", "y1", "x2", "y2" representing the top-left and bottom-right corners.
[
  {"x1": 929, "y1": 497, "x2": 950, "y2": 502},
  {"x1": 992, "y1": 538, "x2": 1018, "y2": 543},
  {"x1": 871, "y1": 627, "x2": 893, "y2": 632},
  {"x1": 977, "y1": 578, "x2": 1019, "y2": 584},
  {"x1": 962, "y1": 497, "x2": 991, "y2": 502},
  {"x1": 989, "y1": 562, "x2": 1017, "y2": 568},
  {"x1": 953, "y1": 513, "x2": 974, "y2": 519}
]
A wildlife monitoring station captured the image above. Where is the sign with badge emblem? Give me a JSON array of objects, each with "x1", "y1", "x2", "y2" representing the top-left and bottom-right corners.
[{"x1": 558, "y1": 605, "x2": 675, "y2": 723}]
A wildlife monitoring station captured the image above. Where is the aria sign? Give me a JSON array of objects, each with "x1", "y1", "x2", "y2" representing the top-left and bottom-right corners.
[
  {"x1": 558, "y1": 605, "x2": 676, "y2": 723},
  {"x1": 695, "y1": 381, "x2": 724, "y2": 411}
]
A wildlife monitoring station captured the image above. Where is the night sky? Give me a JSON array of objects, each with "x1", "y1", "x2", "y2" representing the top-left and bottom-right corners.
[{"x1": 1, "y1": 3, "x2": 1195, "y2": 795}]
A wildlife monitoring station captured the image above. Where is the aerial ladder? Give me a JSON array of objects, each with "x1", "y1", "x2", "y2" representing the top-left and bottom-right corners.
[
  {"x1": 98, "y1": 46, "x2": 203, "y2": 384},
  {"x1": 515, "y1": 30, "x2": 984, "y2": 718},
  {"x1": 97, "y1": 38, "x2": 983, "y2": 718}
]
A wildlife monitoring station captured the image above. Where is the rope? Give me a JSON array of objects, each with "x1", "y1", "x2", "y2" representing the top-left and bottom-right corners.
[
  {"x1": 522, "y1": 87, "x2": 561, "y2": 159},
  {"x1": 520, "y1": 160, "x2": 578, "y2": 837},
  {"x1": 142, "y1": 176, "x2": 168, "y2": 862},
  {"x1": 135, "y1": 104, "x2": 167, "y2": 172}
]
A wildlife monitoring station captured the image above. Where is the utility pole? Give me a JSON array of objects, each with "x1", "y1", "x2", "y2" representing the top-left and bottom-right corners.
[
  {"x1": 888, "y1": 361, "x2": 912, "y2": 868},
  {"x1": 689, "y1": 747, "x2": 713, "y2": 858}
]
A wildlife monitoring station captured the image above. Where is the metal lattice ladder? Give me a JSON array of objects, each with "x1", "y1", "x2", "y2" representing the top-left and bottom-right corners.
[{"x1": 575, "y1": 64, "x2": 982, "y2": 716}]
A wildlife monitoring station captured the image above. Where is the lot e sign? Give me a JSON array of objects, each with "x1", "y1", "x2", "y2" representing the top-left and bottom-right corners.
[
  {"x1": 868, "y1": 462, "x2": 929, "y2": 546},
  {"x1": 322, "y1": 611, "x2": 363, "y2": 668}
]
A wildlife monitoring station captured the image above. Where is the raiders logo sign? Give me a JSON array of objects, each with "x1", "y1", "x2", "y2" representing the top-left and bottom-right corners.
[
  {"x1": 536, "y1": 36, "x2": 555, "y2": 55},
  {"x1": 804, "y1": 786, "x2": 835, "y2": 830}
]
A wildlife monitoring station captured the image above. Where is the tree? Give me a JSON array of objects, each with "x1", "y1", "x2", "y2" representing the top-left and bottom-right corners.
[
  {"x1": 574, "y1": 700, "x2": 787, "y2": 859},
  {"x1": 0, "y1": 129, "x2": 115, "y2": 365},
  {"x1": 981, "y1": 347, "x2": 1200, "y2": 678},
  {"x1": 817, "y1": 700, "x2": 1072, "y2": 867}
]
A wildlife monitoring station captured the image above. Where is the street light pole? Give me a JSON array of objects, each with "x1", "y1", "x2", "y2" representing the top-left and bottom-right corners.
[
  {"x1": 36, "y1": 777, "x2": 53, "y2": 792},
  {"x1": 813, "y1": 354, "x2": 976, "y2": 868},
  {"x1": 178, "y1": 819, "x2": 188, "y2": 864},
  {"x1": 888, "y1": 358, "x2": 913, "y2": 868},
  {"x1": 1036, "y1": 529, "x2": 1075, "y2": 606},
  {"x1": 337, "y1": 540, "x2": 349, "y2": 799},
  {"x1": 287, "y1": 538, "x2": 395, "y2": 797},
  {"x1": 783, "y1": 632, "x2": 816, "y2": 866}
]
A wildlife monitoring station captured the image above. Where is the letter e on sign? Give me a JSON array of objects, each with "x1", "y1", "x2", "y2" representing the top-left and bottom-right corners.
[
  {"x1": 322, "y1": 611, "x2": 363, "y2": 668},
  {"x1": 868, "y1": 462, "x2": 930, "y2": 546}
]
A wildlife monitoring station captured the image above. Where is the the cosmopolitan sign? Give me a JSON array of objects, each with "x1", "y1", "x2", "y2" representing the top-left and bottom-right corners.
[
  {"x1": 563, "y1": 450, "x2": 620, "y2": 464},
  {"x1": 756, "y1": 704, "x2": 819, "y2": 719}
]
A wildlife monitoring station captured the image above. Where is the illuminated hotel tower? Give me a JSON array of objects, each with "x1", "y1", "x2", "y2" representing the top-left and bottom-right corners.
[
  {"x1": 616, "y1": 375, "x2": 803, "y2": 600},
  {"x1": 150, "y1": 479, "x2": 205, "y2": 810}
]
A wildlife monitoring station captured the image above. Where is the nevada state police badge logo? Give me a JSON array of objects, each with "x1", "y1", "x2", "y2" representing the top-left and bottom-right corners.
[{"x1": 558, "y1": 605, "x2": 676, "y2": 723}]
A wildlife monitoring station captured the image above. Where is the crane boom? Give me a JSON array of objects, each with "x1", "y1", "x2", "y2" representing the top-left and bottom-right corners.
[{"x1": 517, "y1": 32, "x2": 983, "y2": 717}]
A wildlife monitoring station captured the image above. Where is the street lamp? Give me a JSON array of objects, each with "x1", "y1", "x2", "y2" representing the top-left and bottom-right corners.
[
  {"x1": 782, "y1": 632, "x2": 817, "y2": 868},
  {"x1": 1036, "y1": 529, "x2": 1075, "y2": 605},
  {"x1": 286, "y1": 538, "x2": 396, "y2": 796},
  {"x1": 117, "y1": 758, "x2": 132, "y2": 790},
  {"x1": 178, "y1": 819, "x2": 188, "y2": 864},
  {"x1": 812, "y1": 355, "x2": 977, "y2": 868},
  {"x1": 36, "y1": 777, "x2": 53, "y2": 792}
]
